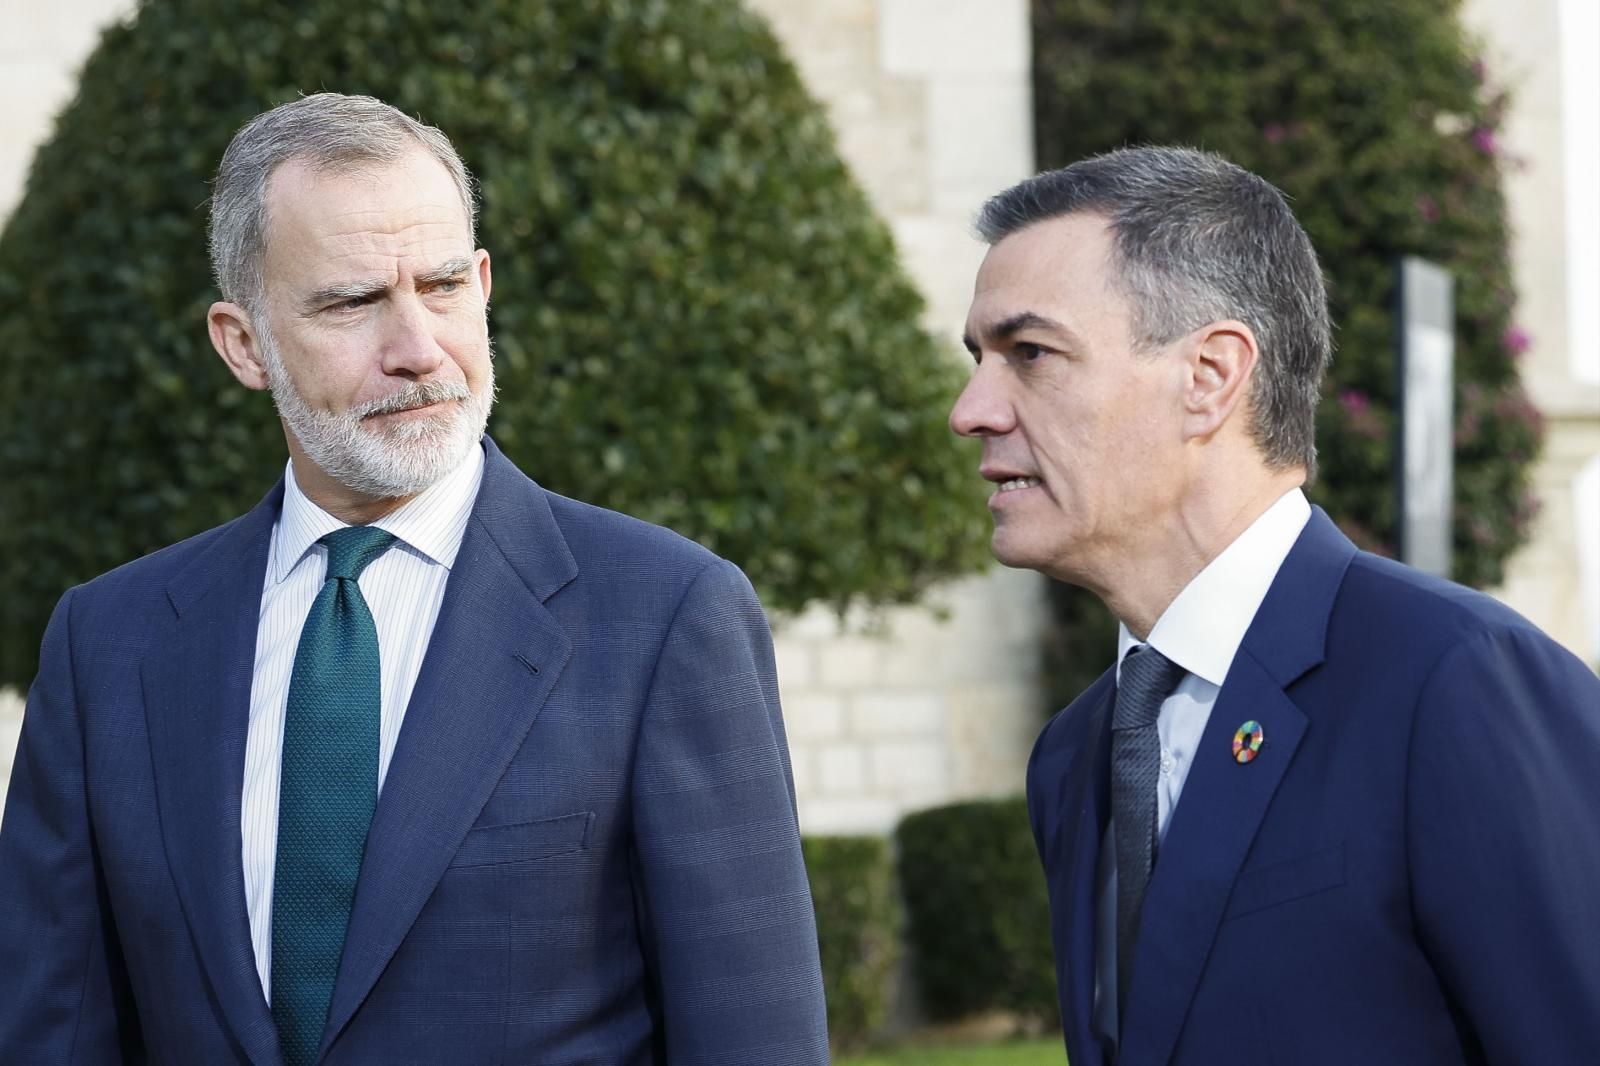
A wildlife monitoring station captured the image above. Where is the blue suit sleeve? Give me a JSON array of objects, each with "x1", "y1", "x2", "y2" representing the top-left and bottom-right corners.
[
  {"x1": 1407, "y1": 625, "x2": 1600, "y2": 1062},
  {"x1": 0, "y1": 589, "x2": 141, "y2": 1063},
  {"x1": 628, "y1": 558, "x2": 830, "y2": 1064}
]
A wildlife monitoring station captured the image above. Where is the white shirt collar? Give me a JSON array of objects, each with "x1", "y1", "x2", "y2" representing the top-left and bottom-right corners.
[
  {"x1": 266, "y1": 442, "x2": 485, "y2": 585},
  {"x1": 1117, "y1": 488, "x2": 1312, "y2": 687}
]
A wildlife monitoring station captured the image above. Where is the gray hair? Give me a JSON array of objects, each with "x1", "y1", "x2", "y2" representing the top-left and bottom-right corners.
[
  {"x1": 208, "y1": 92, "x2": 477, "y2": 313},
  {"x1": 976, "y1": 146, "x2": 1332, "y2": 477}
]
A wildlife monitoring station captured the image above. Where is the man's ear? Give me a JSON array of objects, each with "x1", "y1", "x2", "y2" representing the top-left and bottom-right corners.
[
  {"x1": 1181, "y1": 320, "x2": 1259, "y2": 444},
  {"x1": 208, "y1": 301, "x2": 270, "y2": 391},
  {"x1": 475, "y1": 248, "x2": 492, "y2": 305}
]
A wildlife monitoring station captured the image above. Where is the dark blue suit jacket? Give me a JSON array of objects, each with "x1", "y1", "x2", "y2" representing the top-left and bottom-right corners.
[
  {"x1": 0, "y1": 439, "x2": 829, "y2": 1065},
  {"x1": 1028, "y1": 509, "x2": 1600, "y2": 1066}
]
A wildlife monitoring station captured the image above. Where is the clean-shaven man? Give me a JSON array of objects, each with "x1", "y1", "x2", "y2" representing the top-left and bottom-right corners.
[{"x1": 952, "y1": 146, "x2": 1600, "y2": 1065}]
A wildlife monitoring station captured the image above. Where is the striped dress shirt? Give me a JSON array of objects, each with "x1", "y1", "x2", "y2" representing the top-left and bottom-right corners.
[{"x1": 241, "y1": 444, "x2": 484, "y2": 998}]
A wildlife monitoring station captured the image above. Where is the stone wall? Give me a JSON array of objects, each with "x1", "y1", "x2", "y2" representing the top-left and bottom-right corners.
[
  {"x1": 740, "y1": 0, "x2": 1044, "y2": 834},
  {"x1": 0, "y1": 1, "x2": 134, "y2": 221},
  {"x1": 1463, "y1": 0, "x2": 1600, "y2": 664}
]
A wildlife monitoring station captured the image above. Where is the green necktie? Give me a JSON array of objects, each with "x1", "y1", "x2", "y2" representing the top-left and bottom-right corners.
[{"x1": 271, "y1": 525, "x2": 395, "y2": 1066}]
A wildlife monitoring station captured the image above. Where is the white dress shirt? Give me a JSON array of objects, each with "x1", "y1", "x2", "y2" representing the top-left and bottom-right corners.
[
  {"x1": 1094, "y1": 487, "x2": 1312, "y2": 1040},
  {"x1": 241, "y1": 444, "x2": 484, "y2": 998}
]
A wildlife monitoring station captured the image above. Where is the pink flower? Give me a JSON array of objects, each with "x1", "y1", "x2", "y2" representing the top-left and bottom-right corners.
[
  {"x1": 1515, "y1": 488, "x2": 1543, "y2": 527},
  {"x1": 1470, "y1": 127, "x2": 1498, "y2": 155},
  {"x1": 1416, "y1": 194, "x2": 1440, "y2": 223},
  {"x1": 1501, "y1": 324, "x2": 1531, "y2": 358},
  {"x1": 1338, "y1": 389, "x2": 1385, "y2": 441}
]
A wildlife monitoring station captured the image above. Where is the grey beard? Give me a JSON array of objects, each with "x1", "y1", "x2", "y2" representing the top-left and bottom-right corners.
[{"x1": 259, "y1": 331, "x2": 495, "y2": 500}]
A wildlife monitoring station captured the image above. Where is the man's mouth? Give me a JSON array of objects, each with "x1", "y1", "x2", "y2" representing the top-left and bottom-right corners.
[
  {"x1": 357, "y1": 382, "x2": 470, "y2": 421},
  {"x1": 367, "y1": 399, "x2": 443, "y2": 419},
  {"x1": 995, "y1": 477, "x2": 1041, "y2": 493}
]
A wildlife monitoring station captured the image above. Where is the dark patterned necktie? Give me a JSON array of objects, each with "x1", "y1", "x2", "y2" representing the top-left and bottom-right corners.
[
  {"x1": 272, "y1": 525, "x2": 395, "y2": 1066},
  {"x1": 1111, "y1": 644, "x2": 1186, "y2": 1019}
]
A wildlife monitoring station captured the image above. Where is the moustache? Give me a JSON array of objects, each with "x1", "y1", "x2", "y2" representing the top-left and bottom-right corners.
[{"x1": 355, "y1": 380, "x2": 472, "y2": 419}]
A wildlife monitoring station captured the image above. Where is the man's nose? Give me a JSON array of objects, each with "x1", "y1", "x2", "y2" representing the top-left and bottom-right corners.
[
  {"x1": 380, "y1": 297, "x2": 448, "y2": 378},
  {"x1": 949, "y1": 361, "x2": 1015, "y2": 438}
]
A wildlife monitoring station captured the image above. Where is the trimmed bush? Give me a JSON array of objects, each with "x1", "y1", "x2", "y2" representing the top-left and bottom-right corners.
[
  {"x1": 896, "y1": 798, "x2": 1056, "y2": 1026},
  {"x1": 1031, "y1": 0, "x2": 1542, "y2": 700},
  {"x1": 802, "y1": 835, "x2": 901, "y2": 1050},
  {"x1": 0, "y1": 0, "x2": 989, "y2": 688}
]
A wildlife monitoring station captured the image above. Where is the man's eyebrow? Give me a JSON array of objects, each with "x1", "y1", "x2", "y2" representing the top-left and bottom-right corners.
[
  {"x1": 416, "y1": 256, "x2": 474, "y2": 286},
  {"x1": 301, "y1": 277, "x2": 387, "y2": 313},
  {"x1": 965, "y1": 310, "x2": 1081, "y2": 353}
]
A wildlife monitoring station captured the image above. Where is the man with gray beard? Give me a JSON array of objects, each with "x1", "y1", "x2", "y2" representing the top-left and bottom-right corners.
[{"x1": 0, "y1": 93, "x2": 828, "y2": 1066}]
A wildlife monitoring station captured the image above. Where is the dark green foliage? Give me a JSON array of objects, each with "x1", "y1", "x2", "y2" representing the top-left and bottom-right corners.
[
  {"x1": 802, "y1": 835, "x2": 901, "y2": 1050},
  {"x1": 0, "y1": 0, "x2": 989, "y2": 686},
  {"x1": 1031, "y1": 0, "x2": 1541, "y2": 696},
  {"x1": 896, "y1": 799, "x2": 1057, "y2": 1026},
  {"x1": 1040, "y1": 579, "x2": 1119, "y2": 715}
]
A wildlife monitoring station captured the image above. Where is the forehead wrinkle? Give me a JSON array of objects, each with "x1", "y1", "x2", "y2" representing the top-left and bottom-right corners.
[
  {"x1": 965, "y1": 215, "x2": 1125, "y2": 350},
  {"x1": 290, "y1": 225, "x2": 470, "y2": 294},
  {"x1": 262, "y1": 151, "x2": 476, "y2": 316},
  {"x1": 314, "y1": 218, "x2": 470, "y2": 256},
  {"x1": 267, "y1": 164, "x2": 469, "y2": 253},
  {"x1": 317, "y1": 203, "x2": 467, "y2": 234}
]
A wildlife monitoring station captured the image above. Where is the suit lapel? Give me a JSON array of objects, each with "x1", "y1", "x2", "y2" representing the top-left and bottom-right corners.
[
  {"x1": 1055, "y1": 681, "x2": 1113, "y2": 1066},
  {"x1": 1118, "y1": 657, "x2": 1307, "y2": 1065},
  {"x1": 1118, "y1": 509, "x2": 1356, "y2": 1066},
  {"x1": 320, "y1": 443, "x2": 577, "y2": 1054},
  {"x1": 142, "y1": 487, "x2": 284, "y2": 1066}
]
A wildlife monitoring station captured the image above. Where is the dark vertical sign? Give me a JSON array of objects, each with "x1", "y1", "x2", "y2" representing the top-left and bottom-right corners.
[{"x1": 1396, "y1": 256, "x2": 1455, "y2": 578}]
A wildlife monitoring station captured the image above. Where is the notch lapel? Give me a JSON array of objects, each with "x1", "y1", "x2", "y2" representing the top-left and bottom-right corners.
[
  {"x1": 320, "y1": 446, "x2": 577, "y2": 1055},
  {"x1": 1052, "y1": 681, "x2": 1113, "y2": 1066},
  {"x1": 142, "y1": 488, "x2": 283, "y2": 1066},
  {"x1": 1117, "y1": 509, "x2": 1356, "y2": 1066},
  {"x1": 1118, "y1": 658, "x2": 1307, "y2": 1066}
]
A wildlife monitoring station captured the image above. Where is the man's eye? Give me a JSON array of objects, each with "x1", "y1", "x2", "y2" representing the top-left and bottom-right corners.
[
  {"x1": 433, "y1": 279, "x2": 463, "y2": 295},
  {"x1": 330, "y1": 296, "x2": 368, "y2": 312},
  {"x1": 1015, "y1": 342, "x2": 1047, "y2": 361}
]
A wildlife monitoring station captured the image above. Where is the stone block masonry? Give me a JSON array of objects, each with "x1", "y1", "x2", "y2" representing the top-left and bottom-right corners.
[{"x1": 776, "y1": 567, "x2": 1047, "y2": 836}]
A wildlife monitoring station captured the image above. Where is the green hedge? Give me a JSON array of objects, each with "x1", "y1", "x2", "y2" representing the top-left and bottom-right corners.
[
  {"x1": 803, "y1": 835, "x2": 901, "y2": 1051},
  {"x1": 0, "y1": 0, "x2": 990, "y2": 688},
  {"x1": 1031, "y1": 0, "x2": 1541, "y2": 698},
  {"x1": 896, "y1": 799, "x2": 1056, "y2": 1026}
]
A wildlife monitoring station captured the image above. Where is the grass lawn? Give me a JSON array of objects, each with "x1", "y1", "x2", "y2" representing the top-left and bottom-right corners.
[{"x1": 835, "y1": 1038, "x2": 1064, "y2": 1065}]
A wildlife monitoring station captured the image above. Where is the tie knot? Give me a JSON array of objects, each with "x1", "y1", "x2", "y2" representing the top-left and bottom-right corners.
[
  {"x1": 1113, "y1": 645, "x2": 1186, "y2": 730},
  {"x1": 320, "y1": 526, "x2": 396, "y2": 582}
]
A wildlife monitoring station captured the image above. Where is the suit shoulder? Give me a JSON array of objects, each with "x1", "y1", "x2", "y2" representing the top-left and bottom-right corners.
[
  {"x1": 70, "y1": 512, "x2": 255, "y2": 606},
  {"x1": 1326, "y1": 551, "x2": 1589, "y2": 693},
  {"x1": 1029, "y1": 670, "x2": 1114, "y2": 784},
  {"x1": 540, "y1": 489, "x2": 737, "y2": 588},
  {"x1": 1341, "y1": 551, "x2": 1544, "y2": 644}
]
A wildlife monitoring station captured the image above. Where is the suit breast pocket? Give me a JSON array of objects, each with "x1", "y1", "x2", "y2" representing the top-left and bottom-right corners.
[
  {"x1": 448, "y1": 811, "x2": 593, "y2": 869},
  {"x1": 1223, "y1": 841, "x2": 1346, "y2": 920}
]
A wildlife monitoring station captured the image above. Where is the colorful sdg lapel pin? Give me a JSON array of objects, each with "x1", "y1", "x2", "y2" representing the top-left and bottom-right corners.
[{"x1": 1232, "y1": 720, "x2": 1264, "y2": 764}]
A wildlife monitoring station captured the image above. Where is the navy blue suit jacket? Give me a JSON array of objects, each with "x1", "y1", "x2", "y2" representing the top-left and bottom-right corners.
[
  {"x1": 0, "y1": 439, "x2": 829, "y2": 1065},
  {"x1": 1028, "y1": 509, "x2": 1600, "y2": 1066}
]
